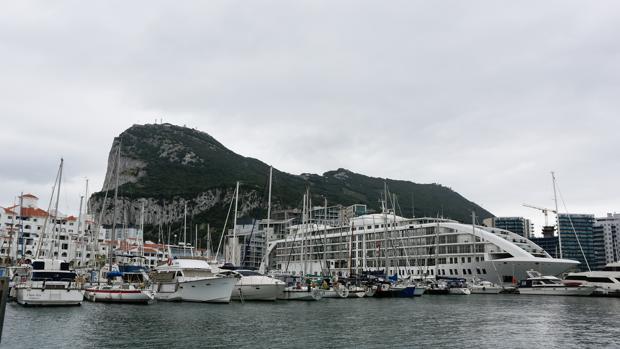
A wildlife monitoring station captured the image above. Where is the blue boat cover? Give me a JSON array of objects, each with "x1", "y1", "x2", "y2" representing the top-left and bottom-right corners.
[{"x1": 107, "y1": 271, "x2": 123, "y2": 278}]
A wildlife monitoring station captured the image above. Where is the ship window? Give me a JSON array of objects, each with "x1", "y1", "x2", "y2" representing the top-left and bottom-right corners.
[
  {"x1": 565, "y1": 275, "x2": 587, "y2": 281},
  {"x1": 32, "y1": 261, "x2": 45, "y2": 270},
  {"x1": 587, "y1": 277, "x2": 614, "y2": 283}
]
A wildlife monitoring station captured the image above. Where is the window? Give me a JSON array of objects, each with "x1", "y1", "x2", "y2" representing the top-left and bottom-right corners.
[
  {"x1": 587, "y1": 277, "x2": 614, "y2": 283},
  {"x1": 463, "y1": 269, "x2": 467, "y2": 275},
  {"x1": 468, "y1": 269, "x2": 472, "y2": 275},
  {"x1": 476, "y1": 268, "x2": 481, "y2": 274}
]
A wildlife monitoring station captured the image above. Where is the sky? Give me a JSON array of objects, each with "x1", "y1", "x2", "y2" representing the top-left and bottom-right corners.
[{"x1": 1, "y1": 1, "x2": 619, "y2": 235}]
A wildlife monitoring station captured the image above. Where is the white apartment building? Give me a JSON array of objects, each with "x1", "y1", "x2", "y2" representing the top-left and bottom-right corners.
[
  {"x1": 0, "y1": 194, "x2": 98, "y2": 265},
  {"x1": 595, "y1": 213, "x2": 620, "y2": 264}
]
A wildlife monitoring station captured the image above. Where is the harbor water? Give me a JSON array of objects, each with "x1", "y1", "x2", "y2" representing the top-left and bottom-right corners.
[{"x1": 2, "y1": 295, "x2": 619, "y2": 348}]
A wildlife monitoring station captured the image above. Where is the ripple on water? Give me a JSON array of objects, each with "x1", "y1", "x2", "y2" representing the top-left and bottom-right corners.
[{"x1": 2, "y1": 295, "x2": 620, "y2": 349}]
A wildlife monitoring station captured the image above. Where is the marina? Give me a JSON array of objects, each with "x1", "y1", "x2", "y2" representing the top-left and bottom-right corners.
[
  {"x1": 2, "y1": 1, "x2": 620, "y2": 348},
  {"x1": 2, "y1": 294, "x2": 619, "y2": 348}
]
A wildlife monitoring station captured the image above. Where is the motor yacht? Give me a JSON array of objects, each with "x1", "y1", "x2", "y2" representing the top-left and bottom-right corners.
[
  {"x1": 469, "y1": 278, "x2": 503, "y2": 294},
  {"x1": 217, "y1": 269, "x2": 285, "y2": 301},
  {"x1": 517, "y1": 270, "x2": 595, "y2": 296},
  {"x1": 14, "y1": 259, "x2": 84, "y2": 306},
  {"x1": 563, "y1": 262, "x2": 620, "y2": 297},
  {"x1": 151, "y1": 258, "x2": 238, "y2": 303}
]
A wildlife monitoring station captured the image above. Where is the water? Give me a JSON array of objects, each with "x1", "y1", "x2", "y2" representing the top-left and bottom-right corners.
[{"x1": 2, "y1": 295, "x2": 619, "y2": 348}]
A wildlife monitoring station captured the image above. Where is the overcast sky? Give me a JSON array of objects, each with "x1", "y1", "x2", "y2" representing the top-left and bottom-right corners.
[{"x1": 1, "y1": 1, "x2": 619, "y2": 235}]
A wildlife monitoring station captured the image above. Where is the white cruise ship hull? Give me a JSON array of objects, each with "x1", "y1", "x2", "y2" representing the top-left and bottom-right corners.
[
  {"x1": 15, "y1": 285, "x2": 84, "y2": 306},
  {"x1": 231, "y1": 283, "x2": 285, "y2": 301},
  {"x1": 155, "y1": 276, "x2": 237, "y2": 303}
]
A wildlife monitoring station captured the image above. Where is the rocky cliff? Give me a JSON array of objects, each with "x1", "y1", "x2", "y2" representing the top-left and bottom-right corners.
[{"x1": 89, "y1": 123, "x2": 493, "y2": 240}]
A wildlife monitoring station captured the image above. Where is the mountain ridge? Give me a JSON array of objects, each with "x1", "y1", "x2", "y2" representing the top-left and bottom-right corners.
[{"x1": 90, "y1": 123, "x2": 493, "y2": 241}]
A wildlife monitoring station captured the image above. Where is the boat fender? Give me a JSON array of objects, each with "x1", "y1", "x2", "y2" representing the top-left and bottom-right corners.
[{"x1": 381, "y1": 284, "x2": 389, "y2": 292}]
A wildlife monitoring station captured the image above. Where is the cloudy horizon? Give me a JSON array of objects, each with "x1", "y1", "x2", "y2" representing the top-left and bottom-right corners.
[{"x1": 1, "y1": 1, "x2": 619, "y2": 234}]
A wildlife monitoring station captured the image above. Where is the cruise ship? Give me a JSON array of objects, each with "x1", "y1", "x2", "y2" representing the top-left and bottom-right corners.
[{"x1": 263, "y1": 213, "x2": 579, "y2": 286}]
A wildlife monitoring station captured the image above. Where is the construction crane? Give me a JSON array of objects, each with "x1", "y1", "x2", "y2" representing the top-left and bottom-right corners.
[{"x1": 522, "y1": 204, "x2": 557, "y2": 226}]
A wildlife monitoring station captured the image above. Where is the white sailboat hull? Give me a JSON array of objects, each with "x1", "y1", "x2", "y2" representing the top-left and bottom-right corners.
[
  {"x1": 470, "y1": 286, "x2": 503, "y2": 294},
  {"x1": 448, "y1": 287, "x2": 471, "y2": 295},
  {"x1": 231, "y1": 283, "x2": 285, "y2": 301},
  {"x1": 347, "y1": 286, "x2": 366, "y2": 298},
  {"x1": 277, "y1": 287, "x2": 323, "y2": 301},
  {"x1": 155, "y1": 276, "x2": 237, "y2": 303},
  {"x1": 321, "y1": 286, "x2": 349, "y2": 298},
  {"x1": 413, "y1": 286, "x2": 426, "y2": 296},
  {"x1": 84, "y1": 286, "x2": 155, "y2": 304}
]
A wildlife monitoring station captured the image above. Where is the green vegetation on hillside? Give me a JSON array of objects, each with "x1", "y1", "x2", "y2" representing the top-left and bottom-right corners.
[{"x1": 93, "y1": 123, "x2": 493, "y2": 242}]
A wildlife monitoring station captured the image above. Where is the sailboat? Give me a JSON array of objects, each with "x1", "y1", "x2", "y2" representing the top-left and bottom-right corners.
[
  {"x1": 15, "y1": 159, "x2": 85, "y2": 306},
  {"x1": 84, "y1": 144, "x2": 155, "y2": 304},
  {"x1": 274, "y1": 188, "x2": 323, "y2": 301},
  {"x1": 217, "y1": 176, "x2": 286, "y2": 301}
]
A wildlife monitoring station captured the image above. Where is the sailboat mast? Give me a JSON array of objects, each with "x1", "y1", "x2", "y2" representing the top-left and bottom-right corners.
[
  {"x1": 264, "y1": 166, "x2": 273, "y2": 272},
  {"x1": 140, "y1": 201, "x2": 145, "y2": 263},
  {"x1": 434, "y1": 220, "x2": 439, "y2": 278},
  {"x1": 207, "y1": 224, "x2": 211, "y2": 258},
  {"x1": 52, "y1": 159, "x2": 64, "y2": 259},
  {"x1": 17, "y1": 193, "x2": 24, "y2": 261},
  {"x1": 348, "y1": 221, "x2": 354, "y2": 277},
  {"x1": 383, "y1": 182, "x2": 389, "y2": 274},
  {"x1": 109, "y1": 146, "x2": 120, "y2": 270},
  {"x1": 551, "y1": 172, "x2": 562, "y2": 259},
  {"x1": 472, "y1": 211, "x2": 476, "y2": 267},
  {"x1": 77, "y1": 195, "x2": 84, "y2": 265},
  {"x1": 183, "y1": 202, "x2": 187, "y2": 255},
  {"x1": 232, "y1": 181, "x2": 239, "y2": 265},
  {"x1": 82, "y1": 178, "x2": 89, "y2": 266},
  {"x1": 323, "y1": 197, "x2": 327, "y2": 276},
  {"x1": 300, "y1": 193, "x2": 306, "y2": 276}
]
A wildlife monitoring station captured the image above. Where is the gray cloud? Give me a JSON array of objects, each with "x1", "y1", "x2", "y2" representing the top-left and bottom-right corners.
[{"x1": 1, "y1": 1, "x2": 619, "y2": 233}]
